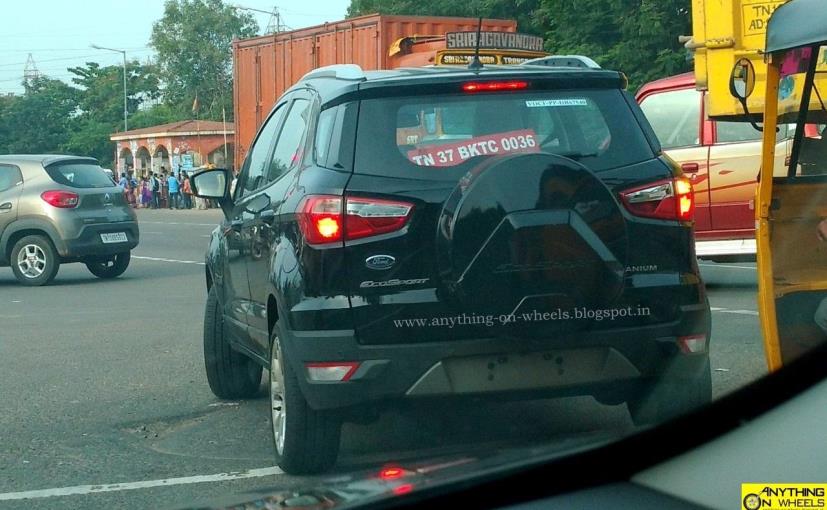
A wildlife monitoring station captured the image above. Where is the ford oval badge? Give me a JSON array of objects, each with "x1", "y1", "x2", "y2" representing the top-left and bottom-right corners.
[{"x1": 365, "y1": 255, "x2": 396, "y2": 270}]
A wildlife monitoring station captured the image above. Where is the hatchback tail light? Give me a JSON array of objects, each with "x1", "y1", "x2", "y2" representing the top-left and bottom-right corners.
[
  {"x1": 619, "y1": 177, "x2": 694, "y2": 222},
  {"x1": 41, "y1": 190, "x2": 79, "y2": 208},
  {"x1": 297, "y1": 195, "x2": 414, "y2": 245}
]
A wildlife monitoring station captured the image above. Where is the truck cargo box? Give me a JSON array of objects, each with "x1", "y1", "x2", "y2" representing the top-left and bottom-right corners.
[
  {"x1": 232, "y1": 14, "x2": 518, "y2": 167},
  {"x1": 691, "y1": 0, "x2": 827, "y2": 121}
]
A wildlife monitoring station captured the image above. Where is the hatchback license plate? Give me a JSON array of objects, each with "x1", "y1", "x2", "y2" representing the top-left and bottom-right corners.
[{"x1": 100, "y1": 232, "x2": 128, "y2": 244}]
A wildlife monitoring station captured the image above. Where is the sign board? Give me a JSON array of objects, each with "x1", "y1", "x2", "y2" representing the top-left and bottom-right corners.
[
  {"x1": 181, "y1": 154, "x2": 194, "y2": 172},
  {"x1": 445, "y1": 31, "x2": 544, "y2": 53}
]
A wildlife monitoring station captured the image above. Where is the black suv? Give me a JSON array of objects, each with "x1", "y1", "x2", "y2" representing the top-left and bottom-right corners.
[{"x1": 191, "y1": 62, "x2": 712, "y2": 474}]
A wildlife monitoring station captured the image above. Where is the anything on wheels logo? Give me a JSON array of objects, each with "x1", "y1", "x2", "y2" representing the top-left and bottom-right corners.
[
  {"x1": 742, "y1": 484, "x2": 827, "y2": 510},
  {"x1": 392, "y1": 306, "x2": 652, "y2": 329}
]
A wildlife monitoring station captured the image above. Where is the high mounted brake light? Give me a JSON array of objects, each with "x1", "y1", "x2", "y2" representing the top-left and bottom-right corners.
[
  {"x1": 619, "y1": 177, "x2": 694, "y2": 222},
  {"x1": 297, "y1": 195, "x2": 414, "y2": 245},
  {"x1": 462, "y1": 80, "x2": 529, "y2": 93}
]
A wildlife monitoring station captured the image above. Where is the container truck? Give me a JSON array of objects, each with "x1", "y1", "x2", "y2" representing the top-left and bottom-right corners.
[{"x1": 231, "y1": 14, "x2": 546, "y2": 167}]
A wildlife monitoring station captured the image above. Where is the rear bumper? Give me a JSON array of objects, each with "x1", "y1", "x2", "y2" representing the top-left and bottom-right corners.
[
  {"x1": 695, "y1": 238, "x2": 756, "y2": 260},
  {"x1": 58, "y1": 221, "x2": 140, "y2": 259},
  {"x1": 281, "y1": 302, "x2": 711, "y2": 411}
]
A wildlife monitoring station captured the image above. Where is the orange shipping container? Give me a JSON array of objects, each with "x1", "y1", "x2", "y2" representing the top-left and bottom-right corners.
[{"x1": 232, "y1": 14, "x2": 518, "y2": 168}]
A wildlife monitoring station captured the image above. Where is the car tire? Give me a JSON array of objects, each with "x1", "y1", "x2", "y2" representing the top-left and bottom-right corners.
[
  {"x1": 270, "y1": 322, "x2": 341, "y2": 474},
  {"x1": 203, "y1": 285, "x2": 263, "y2": 399},
  {"x1": 628, "y1": 357, "x2": 712, "y2": 426},
  {"x1": 10, "y1": 235, "x2": 60, "y2": 286},
  {"x1": 85, "y1": 251, "x2": 131, "y2": 279}
]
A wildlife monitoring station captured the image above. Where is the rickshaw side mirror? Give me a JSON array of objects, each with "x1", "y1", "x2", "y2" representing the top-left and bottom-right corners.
[{"x1": 729, "y1": 58, "x2": 757, "y2": 100}]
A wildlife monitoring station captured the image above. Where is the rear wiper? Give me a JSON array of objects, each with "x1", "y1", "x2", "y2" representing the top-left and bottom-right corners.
[{"x1": 553, "y1": 151, "x2": 599, "y2": 159}]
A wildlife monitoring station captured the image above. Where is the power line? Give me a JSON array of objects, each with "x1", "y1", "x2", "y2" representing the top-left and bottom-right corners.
[{"x1": 0, "y1": 50, "x2": 155, "y2": 69}]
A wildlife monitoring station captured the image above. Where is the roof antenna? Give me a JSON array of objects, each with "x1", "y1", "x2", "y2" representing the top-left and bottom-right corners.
[{"x1": 467, "y1": 17, "x2": 484, "y2": 71}]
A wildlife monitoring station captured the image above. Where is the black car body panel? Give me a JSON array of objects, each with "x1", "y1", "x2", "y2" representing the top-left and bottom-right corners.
[{"x1": 203, "y1": 64, "x2": 710, "y2": 413}]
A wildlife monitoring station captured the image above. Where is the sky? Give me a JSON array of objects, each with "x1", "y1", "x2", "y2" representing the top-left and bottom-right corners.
[{"x1": 0, "y1": 0, "x2": 351, "y2": 95}]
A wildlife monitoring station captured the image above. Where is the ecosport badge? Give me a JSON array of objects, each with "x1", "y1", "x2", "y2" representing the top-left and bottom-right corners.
[{"x1": 365, "y1": 255, "x2": 396, "y2": 270}]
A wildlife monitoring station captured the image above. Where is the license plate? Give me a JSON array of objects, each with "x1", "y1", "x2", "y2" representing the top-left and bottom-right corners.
[{"x1": 100, "y1": 232, "x2": 128, "y2": 244}]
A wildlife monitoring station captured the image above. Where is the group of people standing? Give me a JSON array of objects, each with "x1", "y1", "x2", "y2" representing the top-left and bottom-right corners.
[{"x1": 118, "y1": 168, "x2": 209, "y2": 210}]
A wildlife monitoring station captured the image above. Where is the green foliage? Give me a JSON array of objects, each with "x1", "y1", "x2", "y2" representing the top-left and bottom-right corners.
[
  {"x1": 1, "y1": 78, "x2": 78, "y2": 154},
  {"x1": 347, "y1": 0, "x2": 692, "y2": 90},
  {"x1": 347, "y1": 0, "x2": 545, "y2": 36},
  {"x1": 129, "y1": 104, "x2": 181, "y2": 130},
  {"x1": 539, "y1": 0, "x2": 692, "y2": 91},
  {"x1": 62, "y1": 61, "x2": 162, "y2": 165},
  {"x1": 150, "y1": 0, "x2": 258, "y2": 120}
]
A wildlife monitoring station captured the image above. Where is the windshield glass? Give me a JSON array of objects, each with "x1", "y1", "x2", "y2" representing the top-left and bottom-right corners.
[
  {"x1": 356, "y1": 89, "x2": 654, "y2": 177},
  {"x1": 45, "y1": 161, "x2": 116, "y2": 188}
]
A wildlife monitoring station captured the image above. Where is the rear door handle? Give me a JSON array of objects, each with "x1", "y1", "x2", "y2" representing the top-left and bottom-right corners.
[
  {"x1": 681, "y1": 162, "x2": 700, "y2": 173},
  {"x1": 0, "y1": 202, "x2": 11, "y2": 211}
]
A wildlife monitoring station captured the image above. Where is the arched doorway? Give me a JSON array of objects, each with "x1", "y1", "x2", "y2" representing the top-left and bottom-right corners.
[
  {"x1": 135, "y1": 146, "x2": 151, "y2": 178},
  {"x1": 153, "y1": 145, "x2": 170, "y2": 174},
  {"x1": 118, "y1": 147, "x2": 133, "y2": 175}
]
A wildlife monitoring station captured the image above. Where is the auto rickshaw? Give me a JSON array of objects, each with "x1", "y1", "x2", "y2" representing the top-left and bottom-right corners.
[{"x1": 728, "y1": 0, "x2": 827, "y2": 370}]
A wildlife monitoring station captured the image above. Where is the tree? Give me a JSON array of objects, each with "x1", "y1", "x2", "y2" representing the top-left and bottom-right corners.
[
  {"x1": 2, "y1": 77, "x2": 78, "y2": 154},
  {"x1": 62, "y1": 61, "x2": 162, "y2": 165},
  {"x1": 347, "y1": 0, "x2": 545, "y2": 36},
  {"x1": 539, "y1": 0, "x2": 692, "y2": 91},
  {"x1": 150, "y1": 0, "x2": 258, "y2": 121},
  {"x1": 129, "y1": 104, "x2": 181, "y2": 130}
]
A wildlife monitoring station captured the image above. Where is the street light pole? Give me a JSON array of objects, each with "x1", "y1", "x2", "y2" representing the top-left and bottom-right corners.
[{"x1": 90, "y1": 44, "x2": 127, "y2": 132}]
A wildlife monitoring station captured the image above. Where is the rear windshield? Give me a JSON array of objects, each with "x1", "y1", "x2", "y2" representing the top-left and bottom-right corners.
[
  {"x1": 45, "y1": 162, "x2": 115, "y2": 188},
  {"x1": 355, "y1": 89, "x2": 655, "y2": 179}
]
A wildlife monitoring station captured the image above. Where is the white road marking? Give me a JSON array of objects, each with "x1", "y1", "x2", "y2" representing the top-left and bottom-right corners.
[
  {"x1": 139, "y1": 221, "x2": 218, "y2": 227},
  {"x1": 699, "y1": 263, "x2": 756, "y2": 271},
  {"x1": 0, "y1": 466, "x2": 283, "y2": 501},
  {"x1": 132, "y1": 255, "x2": 205, "y2": 266},
  {"x1": 711, "y1": 306, "x2": 759, "y2": 316}
]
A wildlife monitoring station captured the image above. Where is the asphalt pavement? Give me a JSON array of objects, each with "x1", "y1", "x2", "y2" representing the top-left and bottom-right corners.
[{"x1": 0, "y1": 208, "x2": 765, "y2": 509}]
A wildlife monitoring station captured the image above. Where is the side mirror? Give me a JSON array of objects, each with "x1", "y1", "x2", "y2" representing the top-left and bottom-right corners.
[
  {"x1": 244, "y1": 193, "x2": 270, "y2": 214},
  {"x1": 729, "y1": 58, "x2": 756, "y2": 100},
  {"x1": 190, "y1": 168, "x2": 230, "y2": 200}
]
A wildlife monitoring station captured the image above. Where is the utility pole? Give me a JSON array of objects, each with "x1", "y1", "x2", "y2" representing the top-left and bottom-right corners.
[
  {"x1": 90, "y1": 44, "x2": 128, "y2": 132},
  {"x1": 234, "y1": 4, "x2": 289, "y2": 34},
  {"x1": 23, "y1": 54, "x2": 41, "y2": 86}
]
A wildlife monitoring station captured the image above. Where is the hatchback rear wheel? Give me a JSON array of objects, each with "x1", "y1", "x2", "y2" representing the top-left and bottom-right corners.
[
  {"x1": 270, "y1": 323, "x2": 341, "y2": 474},
  {"x1": 85, "y1": 251, "x2": 131, "y2": 279},
  {"x1": 10, "y1": 235, "x2": 60, "y2": 286}
]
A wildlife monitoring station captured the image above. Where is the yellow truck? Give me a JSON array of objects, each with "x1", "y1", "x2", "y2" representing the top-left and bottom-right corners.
[{"x1": 690, "y1": 0, "x2": 827, "y2": 122}]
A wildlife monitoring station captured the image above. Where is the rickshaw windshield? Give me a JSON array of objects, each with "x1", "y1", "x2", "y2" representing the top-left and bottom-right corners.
[{"x1": 783, "y1": 45, "x2": 827, "y2": 177}]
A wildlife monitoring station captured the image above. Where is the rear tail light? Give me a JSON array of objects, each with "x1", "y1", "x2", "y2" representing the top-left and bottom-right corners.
[
  {"x1": 678, "y1": 334, "x2": 707, "y2": 354},
  {"x1": 619, "y1": 177, "x2": 694, "y2": 222},
  {"x1": 462, "y1": 80, "x2": 528, "y2": 93},
  {"x1": 305, "y1": 362, "x2": 360, "y2": 382},
  {"x1": 379, "y1": 467, "x2": 405, "y2": 480},
  {"x1": 41, "y1": 190, "x2": 79, "y2": 208},
  {"x1": 345, "y1": 197, "x2": 413, "y2": 240},
  {"x1": 297, "y1": 195, "x2": 414, "y2": 245}
]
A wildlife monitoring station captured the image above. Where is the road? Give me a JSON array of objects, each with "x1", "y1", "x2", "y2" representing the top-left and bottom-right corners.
[{"x1": 0, "y1": 209, "x2": 764, "y2": 509}]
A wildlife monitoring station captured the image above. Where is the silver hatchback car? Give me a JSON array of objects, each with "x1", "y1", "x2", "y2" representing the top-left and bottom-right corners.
[{"x1": 0, "y1": 155, "x2": 139, "y2": 286}]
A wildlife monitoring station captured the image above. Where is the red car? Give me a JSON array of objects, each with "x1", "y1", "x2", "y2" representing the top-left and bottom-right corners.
[{"x1": 636, "y1": 72, "x2": 807, "y2": 261}]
